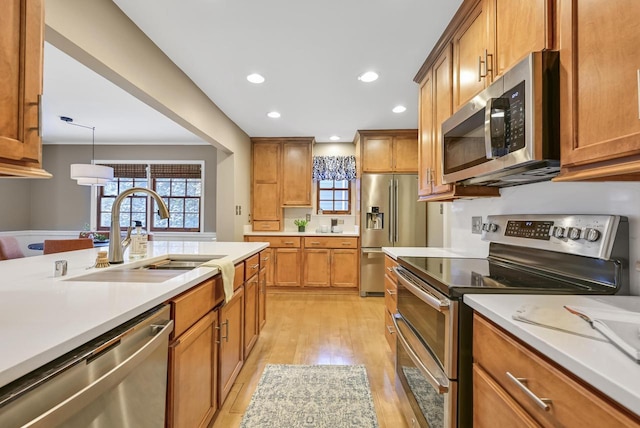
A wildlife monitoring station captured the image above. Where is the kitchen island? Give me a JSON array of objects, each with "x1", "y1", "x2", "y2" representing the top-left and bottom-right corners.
[{"x1": 0, "y1": 240, "x2": 267, "y2": 389}]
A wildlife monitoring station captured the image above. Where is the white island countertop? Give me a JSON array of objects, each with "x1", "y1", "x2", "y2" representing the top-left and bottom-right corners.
[
  {"x1": 465, "y1": 294, "x2": 640, "y2": 417},
  {"x1": 0, "y1": 240, "x2": 267, "y2": 389}
]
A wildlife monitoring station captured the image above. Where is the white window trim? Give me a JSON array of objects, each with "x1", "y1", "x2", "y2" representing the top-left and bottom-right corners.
[{"x1": 91, "y1": 160, "x2": 206, "y2": 233}]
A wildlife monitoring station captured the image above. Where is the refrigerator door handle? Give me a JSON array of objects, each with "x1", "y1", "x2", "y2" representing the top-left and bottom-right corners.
[
  {"x1": 394, "y1": 179, "x2": 399, "y2": 242},
  {"x1": 388, "y1": 179, "x2": 394, "y2": 243}
]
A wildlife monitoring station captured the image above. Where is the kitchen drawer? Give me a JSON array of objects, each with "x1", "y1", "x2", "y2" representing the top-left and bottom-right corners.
[
  {"x1": 473, "y1": 364, "x2": 541, "y2": 428},
  {"x1": 171, "y1": 277, "x2": 222, "y2": 338},
  {"x1": 247, "y1": 236, "x2": 301, "y2": 248},
  {"x1": 303, "y1": 237, "x2": 358, "y2": 249},
  {"x1": 384, "y1": 309, "x2": 397, "y2": 353},
  {"x1": 245, "y1": 253, "x2": 260, "y2": 279},
  {"x1": 259, "y1": 249, "x2": 271, "y2": 270},
  {"x1": 384, "y1": 273, "x2": 397, "y2": 314},
  {"x1": 252, "y1": 221, "x2": 280, "y2": 231},
  {"x1": 234, "y1": 262, "x2": 244, "y2": 291},
  {"x1": 384, "y1": 255, "x2": 398, "y2": 276},
  {"x1": 473, "y1": 314, "x2": 638, "y2": 427}
]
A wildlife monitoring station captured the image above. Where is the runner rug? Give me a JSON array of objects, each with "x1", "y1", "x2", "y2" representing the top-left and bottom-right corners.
[{"x1": 239, "y1": 364, "x2": 379, "y2": 428}]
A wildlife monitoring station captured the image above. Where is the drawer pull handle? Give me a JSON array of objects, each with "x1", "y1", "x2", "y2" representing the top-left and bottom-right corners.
[
  {"x1": 261, "y1": 256, "x2": 269, "y2": 261},
  {"x1": 386, "y1": 288, "x2": 396, "y2": 295},
  {"x1": 386, "y1": 266, "x2": 394, "y2": 272},
  {"x1": 284, "y1": 241, "x2": 294, "y2": 245},
  {"x1": 386, "y1": 325, "x2": 395, "y2": 334},
  {"x1": 341, "y1": 242, "x2": 351, "y2": 246},
  {"x1": 506, "y1": 372, "x2": 551, "y2": 411},
  {"x1": 310, "y1": 242, "x2": 321, "y2": 245},
  {"x1": 251, "y1": 263, "x2": 259, "y2": 269}
]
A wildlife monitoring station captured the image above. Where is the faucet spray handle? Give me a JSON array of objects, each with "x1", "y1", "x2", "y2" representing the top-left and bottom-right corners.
[{"x1": 121, "y1": 226, "x2": 132, "y2": 251}]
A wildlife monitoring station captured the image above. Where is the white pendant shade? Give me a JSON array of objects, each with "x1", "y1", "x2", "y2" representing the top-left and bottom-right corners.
[{"x1": 70, "y1": 164, "x2": 114, "y2": 186}]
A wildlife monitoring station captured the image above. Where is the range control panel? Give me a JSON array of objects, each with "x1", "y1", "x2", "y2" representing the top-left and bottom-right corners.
[
  {"x1": 503, "y1": 220, "x2": 553, "y2": 240},
  {"x1": 481, "y1": 214, "x2": 628, "y2": 260}
]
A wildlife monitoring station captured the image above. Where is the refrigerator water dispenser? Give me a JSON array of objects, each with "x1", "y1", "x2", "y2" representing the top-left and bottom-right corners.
[{"x1": 366, "y1": 207, "x2": 384, "y2": 230}]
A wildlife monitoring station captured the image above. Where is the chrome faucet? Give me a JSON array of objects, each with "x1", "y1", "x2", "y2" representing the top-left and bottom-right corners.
[{"x1": 108, "y1": 187, "x2": 169, "y2": 264}]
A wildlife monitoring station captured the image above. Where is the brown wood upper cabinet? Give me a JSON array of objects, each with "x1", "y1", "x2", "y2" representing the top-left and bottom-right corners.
[
  {"x1": 417, "y1": 45, "x2": 499, "y2": 201},
  {"x1": 0, "y1": 0, "x2": 51, "y2": 178},
  {"x1": 251, "y1": 137, "x2": 313, "y2": 231},
  {"x1": 355, "y1": 130, "x2": 418, "y2": 174},
  {"x1": 452, "y1": 0, "x2": 551, "y2": 111},
  {"x1": 554, "y1": 0, "x2": 640, "y2": 181}
]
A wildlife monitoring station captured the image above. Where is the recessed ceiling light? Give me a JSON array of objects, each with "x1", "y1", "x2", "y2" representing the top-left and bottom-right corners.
[
  {"x1": 329, "y1": 135, "x2": 340, "y2": 141},
  {"x1": 392, "y1": 105, "x2": 407, "y2": 113},
  {"x1": 247, "y1": 73, "x2": 265, "y2": 84},
  {"x1": 358, "y1": 71, "x2": 379, "y2": 83},
  {"x1": 267, "y1": 111, "x2": 281, "y2": 118}
]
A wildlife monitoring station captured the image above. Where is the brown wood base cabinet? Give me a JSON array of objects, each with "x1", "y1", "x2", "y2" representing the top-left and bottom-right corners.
[
  {"x1": 383, "y1": 256, "x2": 398, "y2": 359},
  {"x1": 167, "y1": 276, "x2": 224, "y2": 428},
  {"x1": 303, "y1": 237, "x2": 359, "y2": 288},
  {"x1": 218, "y1": 286, "x2": 245, "y2": 406},
  {"x1": 473, "y1": 313, "x2": 640, "y2": 427}
]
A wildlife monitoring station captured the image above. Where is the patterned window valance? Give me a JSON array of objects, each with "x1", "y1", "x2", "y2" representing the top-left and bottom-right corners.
[{"x1": 312, "y1": 156, "x2": 356, "y2": 181}]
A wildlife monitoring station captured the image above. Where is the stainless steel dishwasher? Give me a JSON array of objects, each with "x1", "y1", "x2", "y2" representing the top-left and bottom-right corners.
[{"x1": 0, "y1": 305, "x2": 173, "y2": 428}]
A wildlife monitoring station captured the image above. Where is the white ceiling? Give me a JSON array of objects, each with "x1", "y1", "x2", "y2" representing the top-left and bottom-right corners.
[{"x1": 43, "y1": 0, "x2": 463, "y2": 145}]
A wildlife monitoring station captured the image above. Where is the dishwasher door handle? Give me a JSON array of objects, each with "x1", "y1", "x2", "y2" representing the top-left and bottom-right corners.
[{"x1": 23, "y1": 319, "x2": 174, "y2": 428}]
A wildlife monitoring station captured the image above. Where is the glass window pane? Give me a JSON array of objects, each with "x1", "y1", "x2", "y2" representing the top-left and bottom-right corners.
[
  {"x1": 171, "y1": 180, "x2": 186, "y2": 196},
  {"x1": 335, "y1": 180, "x2": 348, "y2": 189},
  {"x1": 335, "y1": 200, "x2": 349, "y2": 211},
  {"x1": 186, "y1": 180, "x2": 201, "y2": 196},
  {"x1": 135, "y1": 178, "x2": 148, "y2": 188},
  {"x1": 319, "y1": 201, "x2": 334, "y2": 211},
  {"x1": 119, "y1": 199, "x2": 131, "y2": 212},
  {"x1": 169, "y1": 213, "x2": 184, "y2": 228},
  {"x1": 131, "y1": 198, "x2": 146, "y2": 212},
  {"x1": 120, "y1": 180, "x2": 134, "y2": 191},
  {"x1": 100, "y1": 213, "x2": 111, "y2": 228},
  {"x1": 103, "y1": 182, "x2": 118, "y2": 196},
  {"x1": 132, "y1": 213, "x2": 146, "y2": 227},
  {"x1": 169, "y1": 198, "x2": 184, "y2": 212},
  {"x1": 335, "y1": 190, "x2": 348, "y2": 200},
  {"x1": 319, "y1": 180, "x2": 333, "y2": 189},
  {"x1": 119, "y1": 213, "x2": 131, "y2": 228},
  {"x1": 155, "y1": 179, "x2": 171, "y2": 196},
  {"x1": 185, "y1": 198, "x2": 200, "y2": 213},
  {"x1": 154, "y1": 216, "x2": 168, "y2": 228},
  {"x1": 185, "y1": 214, "x2": 199, "y2": 228},
  {"x1": 319, "y1": 190, "x2": 333, "y2": 200},
  {"x1": 101, "y1": 197, "x2": 115, "y2": 213}
]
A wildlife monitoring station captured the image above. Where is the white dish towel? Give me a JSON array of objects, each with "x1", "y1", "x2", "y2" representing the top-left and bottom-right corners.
[{"x1": 201, "y1": 257, "x2": 235, "y2": 303}]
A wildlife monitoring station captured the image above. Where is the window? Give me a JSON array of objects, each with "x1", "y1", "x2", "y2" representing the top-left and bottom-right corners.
[
  {"x1": 317, "y1": 180, "x2": 350, "y2": 214},
  {"x1": 96, "y1": 163, "x2": 203, "y2": 232}
]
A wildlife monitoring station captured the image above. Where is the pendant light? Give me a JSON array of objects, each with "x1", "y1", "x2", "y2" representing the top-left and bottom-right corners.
[{"x1": 62, "y1": 116, "x2": 114, "y2": 186}]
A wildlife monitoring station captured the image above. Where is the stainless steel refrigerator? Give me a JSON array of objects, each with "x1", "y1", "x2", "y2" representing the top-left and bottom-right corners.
[{"x1": 360, "y1": 174, "x2": 426, "y2": 296}]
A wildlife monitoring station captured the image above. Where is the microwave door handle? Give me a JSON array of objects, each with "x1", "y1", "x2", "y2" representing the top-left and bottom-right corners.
[{"x1": 485, "y1": 97, "x2": 510, "y2": 159}]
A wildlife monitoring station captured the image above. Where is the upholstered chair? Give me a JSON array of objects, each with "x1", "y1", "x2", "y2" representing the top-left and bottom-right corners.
[
  {"x1": 0, "y1": 237, "x2": 25, "y2": 260},
  {"x1": 43, "y1": 238, "x2": 93, "y2": 255}
]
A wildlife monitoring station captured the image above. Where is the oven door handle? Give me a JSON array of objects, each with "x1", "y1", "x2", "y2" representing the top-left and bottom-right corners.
[
  {"x1": 393, "y1": 314, "x2": 449, "y2": 394},
  {"x1": 393, "y1": 267, "x2": 450, "y2": 312}
]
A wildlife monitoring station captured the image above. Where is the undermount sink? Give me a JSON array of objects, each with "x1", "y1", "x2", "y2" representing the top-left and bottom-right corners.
[{"x1": 65, "y1": 255, "x2": 227, "y2": 283}]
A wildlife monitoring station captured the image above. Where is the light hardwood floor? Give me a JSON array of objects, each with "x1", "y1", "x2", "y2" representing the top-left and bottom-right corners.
[{"x1": 210, "y1": 291, "x2": 409, "y2": 428}]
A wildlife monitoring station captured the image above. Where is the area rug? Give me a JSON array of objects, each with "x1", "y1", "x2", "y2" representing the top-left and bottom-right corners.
[{"x1": 240, "y1": 364, "x2": 379, "y2": 428}]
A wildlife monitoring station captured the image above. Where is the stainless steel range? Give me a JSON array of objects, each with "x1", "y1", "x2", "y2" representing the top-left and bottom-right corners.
[{"x1": 392, "y1": 214, "x2": 629, "y2": 428}]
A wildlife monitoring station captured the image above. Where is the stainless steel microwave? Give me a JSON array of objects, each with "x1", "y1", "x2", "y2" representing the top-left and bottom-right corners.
[{"x1": 441, "y1": 51, "x2": 560, "y2": 187}]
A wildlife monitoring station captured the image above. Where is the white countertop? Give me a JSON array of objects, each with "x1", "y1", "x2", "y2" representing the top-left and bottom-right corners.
[
  {"x1": 0, "y1": 240, "x2": 267, "y2": 389},
  {"x1": 382, "y1": 246, "x2": 486, "y2": 259},
  {"x1": 244, "y1": 230, "x2": 359, "y2": 237},
  {"x1": 464, "y1": 294, "x2": 640, "y2": 416}
]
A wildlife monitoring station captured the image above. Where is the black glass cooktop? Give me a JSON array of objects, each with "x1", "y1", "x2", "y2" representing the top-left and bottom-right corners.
[{"x1": 397, "y1": 256, "x2": 613, "y2": 298}]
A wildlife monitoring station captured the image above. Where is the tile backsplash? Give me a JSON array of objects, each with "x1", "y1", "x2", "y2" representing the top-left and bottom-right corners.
[{"x1": 283, "y1": 207, "x2": 356, "y2": 233}]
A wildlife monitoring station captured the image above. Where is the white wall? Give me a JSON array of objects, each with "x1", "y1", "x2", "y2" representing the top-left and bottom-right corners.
[{"x1": 446, "y1": 181, "x2": 640, "y2": 295}]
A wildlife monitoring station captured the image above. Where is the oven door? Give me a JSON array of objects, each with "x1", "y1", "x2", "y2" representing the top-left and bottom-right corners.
[
  {"x1": 394, "y1": 313, "x2": 457, "y2": 428},
  {"x1": 393, "y1": 266, "x2": 458, "y2": 378}
]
